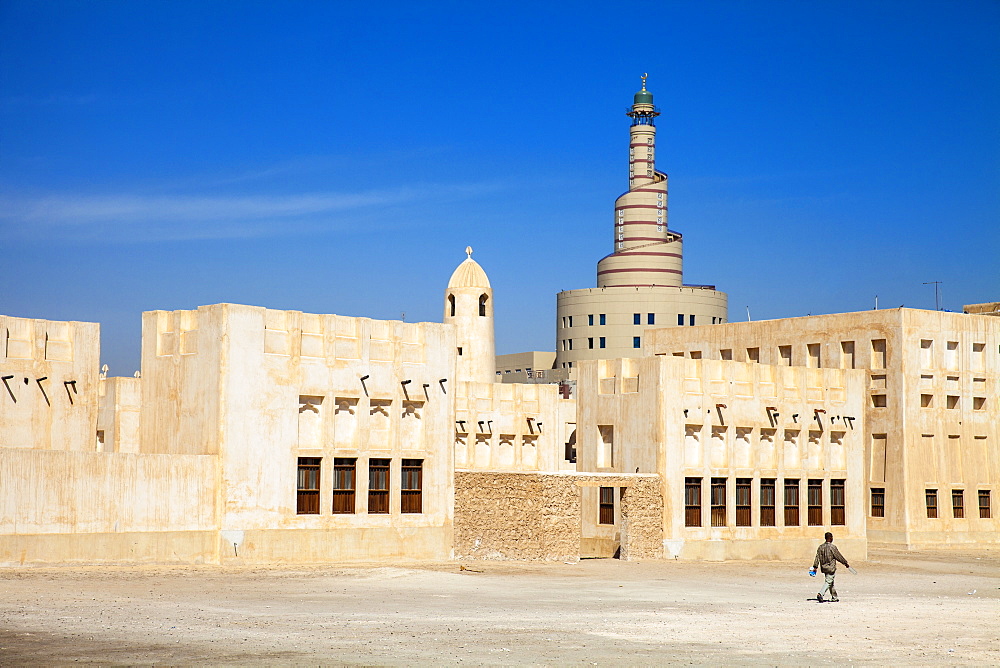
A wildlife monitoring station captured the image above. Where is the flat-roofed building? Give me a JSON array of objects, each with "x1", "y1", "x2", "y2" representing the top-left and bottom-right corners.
[{"x1": 644, "y1": 308, "x2": 1000, "y2": 549}]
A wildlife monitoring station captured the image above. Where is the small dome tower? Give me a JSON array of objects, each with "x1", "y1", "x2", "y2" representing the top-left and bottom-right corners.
[{"x1": 444, "y1": 247, "x2": 496, "y2": 384}]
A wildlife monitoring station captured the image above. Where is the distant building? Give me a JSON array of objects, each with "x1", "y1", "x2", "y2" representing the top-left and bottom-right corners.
[{"x1": 554, "y1": 76, "x2": 727, "y2": 370}]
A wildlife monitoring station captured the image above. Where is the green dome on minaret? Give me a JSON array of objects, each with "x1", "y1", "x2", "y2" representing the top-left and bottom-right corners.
[{"x1": 633, "y1": 73, "x2": 653, "y2": 104}]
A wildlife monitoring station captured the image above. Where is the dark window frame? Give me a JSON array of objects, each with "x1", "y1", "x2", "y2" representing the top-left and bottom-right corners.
[
  {"x1": 952, "y1": 489, "x2": 964, "y2": 519},
  {"x1": 807, "y1": 479, "x2": 823, "y2": 526},
  {"x1": 332, "y1": 457, "x2": 356, "y2": 514},
  {"x1": 684, "y1": 477, "x2": 702, "y2": 527},
  {"x1": 401, "y1": 459, "x2": 423, "y2": 513},
  {"x1": 871, "y1": 487, "x2": 885, "y2": 518},
  {"x1": 368, "y1": 458, "x2": 390, "y2": 514},
  {"x1": 784, "y1": 479, "x2": 800, "y2": 526},
  {"x1": 830, "y1": 479, "x2": 846, "y2": 525},
  {"x1": 296, "y1": 457, "x2": 321, "y2": 515},
  {"x1": 711, "y1": 477, "x2": 727, "y2": 527},
  {"x1": 599, "y1": 486, "x2": 615, "y2": 525},
  {"x1": 926, "y1": 489, "x2": 938, "y2": 518},
  {"x1": 760, "y1": 478, "x2": 776, "y2": 526},
  {"x1": 736, "y1": 478, "x2": 752, "y2": 527}
]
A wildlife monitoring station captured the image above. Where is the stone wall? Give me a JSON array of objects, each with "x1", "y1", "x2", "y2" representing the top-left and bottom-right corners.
[
  {"x1": 454, "y1": 471, "x2": 662, "y2": 562},
  {"x1": 618, "y1": 475, "x2": 664, "y2": 560}
]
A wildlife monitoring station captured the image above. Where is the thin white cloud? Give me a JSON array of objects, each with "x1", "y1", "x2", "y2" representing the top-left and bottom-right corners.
[{"x1": 0, "y1": 182, "x2": 503, "y2": 243}]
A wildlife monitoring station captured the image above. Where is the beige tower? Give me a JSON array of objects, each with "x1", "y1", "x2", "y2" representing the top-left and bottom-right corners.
[
  {"x1": 444, "y1": 247, "x2": 496, "y2": 383},
  {"x1": 554, "y1": 75, "x2": 728, "y2": 369}
]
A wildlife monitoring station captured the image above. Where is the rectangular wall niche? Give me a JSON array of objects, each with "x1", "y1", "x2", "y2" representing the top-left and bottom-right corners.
[
  {"x1": 333, "y1": 397, "x2": 359, "y2": 448},
  {"x1": 368, "y1": 400, "x2": 392, "y2": 449},
  {"x1": 298, "y1": 395, "x2": 324, "y2": 448},
  {"x1": 598, "y1": 425, "x2": 614, "y2": 468}
]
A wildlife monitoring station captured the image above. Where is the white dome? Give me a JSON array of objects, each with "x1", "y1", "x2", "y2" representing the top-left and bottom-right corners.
[{"x1": 447, "y1": 248, "x2": 491, "y2": 289}]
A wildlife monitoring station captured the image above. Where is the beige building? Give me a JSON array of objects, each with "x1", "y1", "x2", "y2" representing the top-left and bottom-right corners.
[
  {"x1": 554, "y1": 76, "x2": 727, "y2": 370},
  {"x1": 644, "y1": 308, "x2": 1000, "y2": 549},
  {"x1": 574, "y1": 356, "x2": 867, "y2": 560}
]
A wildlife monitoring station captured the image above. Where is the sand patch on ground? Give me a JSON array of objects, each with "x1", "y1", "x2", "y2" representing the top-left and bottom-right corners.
[{"x1": 1, "y1": 548, "x2": 997, "y2": 665}]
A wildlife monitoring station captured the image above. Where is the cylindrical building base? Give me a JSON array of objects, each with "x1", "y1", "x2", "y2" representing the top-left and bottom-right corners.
[{"x1": 554, "y1": 285, "x2": 728, "y2": 368}]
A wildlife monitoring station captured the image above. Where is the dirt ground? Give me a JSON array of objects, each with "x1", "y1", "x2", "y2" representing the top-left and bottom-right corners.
[{"x1": 1, "y1": 548, "x2": 997, "y2": 666}]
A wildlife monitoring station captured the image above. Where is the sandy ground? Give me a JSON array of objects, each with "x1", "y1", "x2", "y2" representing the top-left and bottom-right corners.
[{"x1": 1, "y1": 548, "x2": 997, "y2": 666}]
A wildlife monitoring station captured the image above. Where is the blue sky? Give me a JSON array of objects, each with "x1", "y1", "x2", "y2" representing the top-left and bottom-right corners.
[{"x1": 2, "y1": 1, "x2": 998, "y2": 374}]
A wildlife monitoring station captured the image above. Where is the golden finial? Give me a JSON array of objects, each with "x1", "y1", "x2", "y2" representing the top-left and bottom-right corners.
[
  {"x1": 641, "y1": 73, "x2": 648, "y2": 90},
  {"x1": 465, "y1": 245, "x2": 473, "y2": 258}
]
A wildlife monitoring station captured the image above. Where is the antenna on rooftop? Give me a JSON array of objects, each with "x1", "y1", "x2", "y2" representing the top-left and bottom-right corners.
[{"x1": 922, "y1": 281, "x2": 943, "y2": 311}]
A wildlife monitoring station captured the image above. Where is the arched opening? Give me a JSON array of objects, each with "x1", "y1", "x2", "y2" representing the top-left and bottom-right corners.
[
  {"x1": 479, "y1": 293, "x2": 489, "y2": 317},
  {"x1": 448, "y1": 294, "x2": 456, "y2": 317}
]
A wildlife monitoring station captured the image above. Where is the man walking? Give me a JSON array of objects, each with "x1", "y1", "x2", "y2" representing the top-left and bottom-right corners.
[{"x1": 812, "y1": 532, "x2": 850, "y2": 602}]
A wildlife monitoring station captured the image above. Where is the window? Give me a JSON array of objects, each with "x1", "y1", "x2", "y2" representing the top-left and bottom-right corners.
[
  {"x1": 973, "y1": 397, "x2": 986, "y2": 410},
  {"x1": 633, "y1": 313, "x2": 641, "y2": 325},
  {"x1": 599, "y1": 314, "x2": 606, "y2": 325},
  {"x1": 979, "y1": 490, "x2": 992, "y2": 518},
  {"x1": 689, "y1": 315, "x2": 696, "y2": 326},
  {"x1": 760, "y1": 479, "x2": 776, "y2": 526},
  {"x1": 401, "y1": 459, "x2": 422, "y2": 513},
  {"x1": 871, "y1": 487, "x2": 885, "y2": 518},
  {"x1": 831, "y1": 479, "x2": 845, "y2": 525},
  {"x1": 296, "y1": 457, "x2": 321, "y2": 515},
  {"x1": 952, "y1": 489, "x2": 964, "y2": 519},
  {"x1": 711, "y1": 478, "x2": 727, "y2": 527},
  {"x1": 926, "y1": 489, "x2": 938, "y2": 518},
  {"x1": 872, "y1": 394, "x2": 887, "y2": 407},
  {"x1": 588, "y1": 337, "x2": 594, "y2": 349},
  {"x1": 479, "y1": 294, "x2": 488, "y2": 317},
  {"x1": 448, "y1": 294, "x2": 455, "y2": 317},
  {"x1": 784, "y1": 479, "x2": 800, "y2": 526},
  {"x1": 685, "y1": 477, "x2": 702, "y2": 527},
  {"x1": 332, "y1": 458, "x2": 356, "y2": 514},
  {"x1": 599, "y1": 337, "x2": 606, "y2": 348},
  {"x1": 921, "y1": 394, "x2": 933, "y2": 408},
  {"x1": 568, "y1": 316, "x2": 573, "y2": 327},
  {"x1": 746, "y1": 347, "x2": 760, "y2": 363},
  {"x1": 946, "y1": 395, "x2": 959, "y2": 409},
  {"x1": 588, "y1": 314, "x2": 594, "y2": 326},
  {"x1": 808, "y1": 479, "x2": 823, "y2": 526},
  {"x1": 568, "y1": 339, "x2": 573, "y2": 350},
  {"x1": 368, "y1": 458, "x2": 390, "y2": 514},
  {"x1": 677, "y1": 314, "x2": 684, "y2": 326},
  {"x1": 599, "y1": 487, "x2": 615, "y2": 525},
  {"x1": 647, "y1": 313, "x2": 655, "y2": 325},
  {"x1": 736, "y1": 478, "x2": 751, "y2": 527},
  {"x1": 720, "y1": 349, "x2": 733, "y2": 361},
  {"x1": 633, "y1": 336, "x2": 641, "y2": 349},
  {"x1": 779, "y1": 346, "x2": 792, "y2": 366}
]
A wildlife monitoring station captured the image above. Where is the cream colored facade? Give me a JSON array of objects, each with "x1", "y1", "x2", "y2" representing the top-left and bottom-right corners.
[
  {"x1": 555, "y1": 77, "x2": 727, "y2": 369},
  {"x1": 575, "y1": 356, "x2": 867, "y2": 560},
  {"x1": 644, "y1": 308, "x2": 1000, "y2": 549}
]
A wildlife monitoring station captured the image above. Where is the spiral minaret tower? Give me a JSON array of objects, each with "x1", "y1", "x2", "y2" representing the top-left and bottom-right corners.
[
  {"x1": 596, "y1": 74, "x2": 683, "y2": 288},
  {"x1": 554, "y1": 75, "x2": 728, "y2": 369}
]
